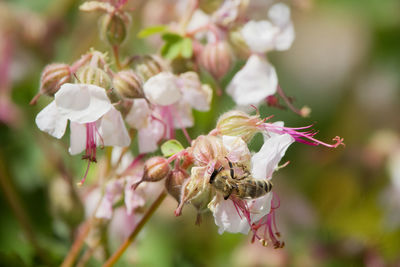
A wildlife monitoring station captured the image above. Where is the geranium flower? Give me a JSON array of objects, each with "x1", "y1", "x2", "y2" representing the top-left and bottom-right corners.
[
  {"x1": 209, "y1": 134, "x2": 293, "y2": 240},
  {"x1": 227, "y1": 3, "x2": 295, "y2": 107},
  {"x1": 35, "y1": 83, "x2": 130, "y2": 184},
  {"x1": 126, "y1": 71, "x2": 212, "y2": 153}
]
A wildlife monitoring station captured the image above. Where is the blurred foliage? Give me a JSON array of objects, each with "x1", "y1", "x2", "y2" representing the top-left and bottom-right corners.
[{"x1": 0, "y1": 0, "x2": 399, "y2": 266}]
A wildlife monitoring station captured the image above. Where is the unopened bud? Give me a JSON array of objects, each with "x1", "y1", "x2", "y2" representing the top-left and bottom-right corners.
[
  {"x1": 113, "y1": 70, "x2": 144, "y2": 99},
  {"x1": 76, "y1": 66, "x2": 111, "y2": 89},
  {"x1": 143, "y1": 157, "x2": 171, "y2": 182},
  {"x1": 216, "y1": 110, "x2": 262, "y2": 143},
  {"x1": 199, "y1": 41, "x2": 232, "y2": 80},
  {"x1": 165, "y1": 169, "x2": 189, "y2": 202},
  {"x1": 100, "y1": 13, "x2": 128, "y2": 46},
  {"x1": 133, "y1": 55, "x2": 166, "y2": 81},
  {"x1": 228, "y1": 29, "x2": 251, "y2": 59},
  {"x1": 30, "y1": 63, "x2": 71, "y2": 105},
  {"x1": 198, "y1": 0, "x2": 224, "y2": 14},
  {"x1": 300, "y1": 106, "x2": 311, "y2": 118}
]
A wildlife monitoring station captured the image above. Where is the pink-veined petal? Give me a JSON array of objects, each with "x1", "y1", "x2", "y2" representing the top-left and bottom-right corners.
[
  {"x1": 35, "y1": 101, "x2": 68, "y2": 139},
  {"x1": 251, "y1": 133, "x2": 294, "y2": 180},
  {"x1": 55, "y1": 83, "x2": 112, "y2": 124},
  {"x1": 222, "y1": 135, "x2": 251, "y2": 164},
  {"x1": 227, "y1": 55, "x2": 278, "y2": 106},
  {"x1": 137, "y1": 119, "x2": 164, "y2": 153},
  {"x1": 213, "y1": 197, "x2": 251, "y2": 234},
  {"x1": 125, "y1": 99, "x2": 151, "y2": 129},
  {"x1": 172, "y1": 102, "x2": 194, "y2": 129}
]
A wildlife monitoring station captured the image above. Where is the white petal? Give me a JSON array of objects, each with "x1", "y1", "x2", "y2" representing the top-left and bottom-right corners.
[
  {"x1": 213, "y1": 198, "x2": 250, "y2": 234},
  {"x1": 241, "y1": 20, "x2": 280, "y2": 53},
  {"x1": 274, "y1": 23, "x2": 295, "y2": 51},
  {"x1": 125, "y1": 99, "x2": 151, "y2": 129},
  {"x1": 268, "y1": 3, "x2": 291, "y2": 27},
  {"x1": 137, "y1": 119, "x2": 164, "y2": 153},
  {"x1": 68, "y1": 122, "x2": 87, "y2": 155},
  {"x1": 55, "y1": 83, "x2": 112, "y2": 124},
  {"x1": 35, "y1": 101, "x2": 68, "y2": 139},
  {"x1": 251, "y1": 133, "x2": 294, "y2": 180},
  {"x1": 95, "y1": 197, "x2": 114, "y2": 219},
  {"x1": 171, "y1": 102, "x2": 194, "y2": 129},
  {"x1": 143, "y1": 72, "x2": 181, "y2": 106},
  {"x1": 227, "y1": 55, "x2": 278, "y2": 106},
  {"x1": 248, "y1": 193, "x2": 273, "y2": 223},
  {"x1": 98, "y1": 107, "x2": 131, "y2": 148},
  {"x1": 222, "y1": 135, "x2": 251, "y2": 164},
  {"x1": 180, "y1": 72, "x2": 212, "y2": 111}
]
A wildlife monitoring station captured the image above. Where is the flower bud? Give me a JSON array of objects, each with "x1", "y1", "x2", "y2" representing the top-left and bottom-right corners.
[
  {"x1": 216, "y1": 110, "x2": 262, "y2": 143},
  {"x1": 132, "y1": 55, "x2": 166, "y2": 81},
  {"x1": 100, "y1": 13, "x2": 128, "y2": 46},
  {"x1": 30, "y1": 63, "x2": 71, "y2": 105},
  {"x1": 143, "y1": 156, "x2": 171, "y2": 182},
  {"x1": 198, "y1": 0, "x2": 224, "y2": 14},
  {"x1": 190, "y1": 185, "x2": 214, "y2": 225},
  {"x1": 165, "y1": 169, "x2": 189, "y2": 202},
  {"x1": 113, "y1": 70, "x2": 144, "y2": 99},
  {"x1": 76, "y1": 66, "x2": 112, "y2": 89},
  {"x1": 228, "y1": 29, "x2": 251, "y2": 59},
  {"x1": 199, "y1": 41, "x2": 232, "y2": 80},
  {"x1": 49, "y1": 177, "x2": 84, "y2": 228},
  {"x1": 191, "y1": 135, "x2": 226, "y2": 166}
]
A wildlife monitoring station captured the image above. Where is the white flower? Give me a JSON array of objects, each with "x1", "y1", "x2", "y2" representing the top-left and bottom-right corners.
[
  {"x1": 35, "y1": 83, "x2": 130, "y2": 157},
  {"x1": 241, "y1": 3, "x2": 294, "y2": 53},
  {"x1": 226, "y1": 54, "x2": 278, "y2": 106},
  {"x1": 127, "y1": 72, "x2": 212, "y2": 153},
  {"x1": 211, "y1": 134, "x2": 294, "y2": 234}
]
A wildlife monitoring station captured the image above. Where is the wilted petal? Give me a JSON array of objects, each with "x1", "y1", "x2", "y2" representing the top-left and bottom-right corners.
[
  {"x1": 125, "y1": 175, "x2": 146, "y2": 215},
  {"x1": 213, "y1": 198, "x2": 250, "y2": 234},
  {"x1": 241, "y1": 20, "x2": 280, "y2": 53},
  {"x1": 125, "y1": 99, "x2": 151, "y2": 129},
  {"x1": 55, "y1": 83, "x2": 112, "y2": 124},
  {"x1": 227, "y1": 55, "x2": 278, "y2": 106},
  {"x1": 222, "y1": 135, "x2": 251, "y2": 164},
  {"x1": 35, "y1": 101, "x2": 68, "y2": 139},
  {"x1": 99, "y1": 107, "x2": 131, "y2": 148},
  {"x1": 68, "y1": 122, "x2": 87, "y2": 155},
  {"x1": 95, "y1": 179, "x2": 124, "y2": 219},
  {"x1": 137, "y1": 119, "x2": 164, "y2": 153},
  {"x1": 251, "y1": 133, "x2": 294, "y2": 180},
  {"x1": 143, "y1": 72, "x2": 181, "y2": 106}
]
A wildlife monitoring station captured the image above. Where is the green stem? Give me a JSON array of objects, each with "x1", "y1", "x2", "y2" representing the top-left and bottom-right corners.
[{"x1": 102, "y1": 191, "x2": 167, "y2": 267}]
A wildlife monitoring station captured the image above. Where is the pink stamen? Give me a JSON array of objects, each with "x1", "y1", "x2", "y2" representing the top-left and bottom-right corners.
[
  {"x1": 262, "y1": 122, "x2": 345, "y2": 148},
  {"x1": 78, "y1": 122, "x2": 103, "y2": 186}
]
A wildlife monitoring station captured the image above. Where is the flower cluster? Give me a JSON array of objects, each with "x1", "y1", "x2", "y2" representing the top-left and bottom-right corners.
[{"x1": 29, "y1": 0, "x2": 345, "y2": 263}]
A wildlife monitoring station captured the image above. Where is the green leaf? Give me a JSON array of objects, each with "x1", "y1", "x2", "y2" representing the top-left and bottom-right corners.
[
  {"x1": 181, "y1": 38, "x2": 193, "y2": 58},
  {"x1": 137, "y1": 25, "x2": 167, "y2": 38},
  {"x1": 161, "y1": 140, "x2": 184, "y2": 157},
  {"x1": 161, "y1": 32, "x2": 183, "y2": 42}
]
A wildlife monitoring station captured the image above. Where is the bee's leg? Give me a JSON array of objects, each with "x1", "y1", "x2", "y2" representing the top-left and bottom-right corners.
[
  {"x1": 223, "y1": 184, "x2": 237, "y2": 200},
  {"x1": 210, "y1": 166, "x2": 223, "y2": 184},
  {"x1": 225, "y1": 157, "x2": 235, "y2": 179}
]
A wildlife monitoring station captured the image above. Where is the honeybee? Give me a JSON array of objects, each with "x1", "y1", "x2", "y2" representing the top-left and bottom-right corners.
[{"x1": 209, "y1": 158, "x2": 273, "y2": 200}]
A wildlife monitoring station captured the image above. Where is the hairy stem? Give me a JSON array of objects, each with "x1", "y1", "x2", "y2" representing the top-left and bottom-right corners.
[{"x1": 102, "y1": 191, "x2": 167, "y2": 267}]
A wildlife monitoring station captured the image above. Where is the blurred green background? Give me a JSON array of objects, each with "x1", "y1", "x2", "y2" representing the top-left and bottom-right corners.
[{"x1": 0, "y1": 0, "x2": 399, "y2": 266}]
